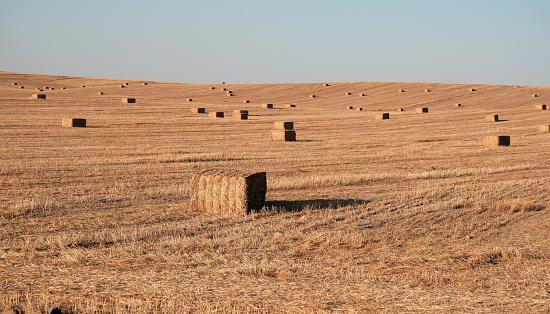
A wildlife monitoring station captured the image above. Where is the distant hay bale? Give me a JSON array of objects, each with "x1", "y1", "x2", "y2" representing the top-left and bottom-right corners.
[
  {"x1": 347, "y1": 106, "x2": 354, "y2": 109},
  {"x1": 32, "y1": 94, "x2": 46, "y2": 99},
  {"x1": 227, "y1": 93, "x2": 234, "y2": 96},
  {"x1": 470, "y1": 88, "x2": 476, "y2": 92},
  {"x1": 271, "y1": 130, "x2": 296, "y2": 141},
  {"x1": 456, "y1": 103, "x2": 462, "y2": 107},
  {"x1": 485, "y1": 115, "x2": 499, "y2": 122},
  {"x1": 243, "y1": 100, "x2": 249, "y2": 103},
  {"x1": 324, "y1": 83, "x2": 330, "y2": 87},
  {"x1": 221, "y1": 82, "x2": 225, "y2": 84},
  {"x1": 226, "y1": 90, "x2": 232, "y2": 94},
  {"x1": 12, "y1": 83, "x2": 17, "y2": 86},
  {"x1": 98, "y1": 92, "x2": 104, "y2": 95},
  {"x1": 484, "y1": 136, "x2": 510, "y2": 147},
  {"x1": 285, "y1": 104, "x2": 296, "y2": 108},
  {"x1": 262, "y1": 103, "x2": 273, "y2": 108},
  {"x1": 120, "y1": 85, "x2": 125, "y2": 88},
  {"x1": 61, "y1": 87, "x2": 66, "y2": 90},
  {"x1": 399, "y1": 89, "x2": 405, "y2": 93},
  {"x1": 50, "y1": 87, "x2": 54, "y2": 90},
  {"x1": 125, "y1": 83, "x2": 129, "y2": 85},
  {"x1": 44, "y1": 87, "x2": 50, "y2": 89},
  {"x1": 187, "y1": 98, "x2": 193, "y2": 102},
  {"x1": 122, "y1": 97, "x2": 136, "y2": 103},
  {"x1": 425, "y1": 89, "x2": 431, "y2": 92},
  {"x1": 375, "y1": 113, "x2": 390, "y2": 120},
  {"x1": 397, "y1": 108, "x2": 404, "y2": 111},
  {"x1": 538, "y1": 125, "x2": 550, "y2": 133},
  {"x1": 209, "y1": 112, "x2": 224, "y2": 118},
  {"x1": 189, "y1": 170, "x2": 266, "y2": 215},
  {"x1": 416, "y1": 108, "x2": 428, "y2": 113},
  {"x1": 191, "y1": 107, "x2": 206, "y2": 113},
  {"x1": 356, "y1": 108, "x2": 363, "y2": 111},
  {"x1": 62, "y1": 118, "x2": 86, "y2": 127},
  {"x1": 233, "y1": 112, "x2": 248, "y2": 120},
  {"x1": 345, "y1": 92, "x2": 351, "y2": 95},
  {"x1": 273, "y1": 121, "x2": 293, "y2": 130},
  {"x1": 359, "y1": 93, "x2": 365, "y2": 97},
  {"x1": 19, "y1": 86, "x2": 24, "y2": 89},
  {"x1": 210, "y1": 86, "x2": 216, "y2": 90},
  {"x1": 82, "y1": 86, "x2": 86, "y2": 88},
  {"x1": 142, "y1": 82, "x2": 148, "y2": 85},
  {"x1": 310, "y1": 95, "x2": 316, "y2": 98},
  {"x1": 532, "y1": 94, "x2": 538, "y2": 97},
  {"x1": 222, "y1": 88, "x2": 227, "y2": 91},
  {"x1": 535, "y1": 104, "x2": 547, "y2": 110}
]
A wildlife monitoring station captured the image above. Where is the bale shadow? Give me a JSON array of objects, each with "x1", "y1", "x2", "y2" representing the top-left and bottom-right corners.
[{"x1": 264, "y1": 198, "x2": 369, "y2": 213}]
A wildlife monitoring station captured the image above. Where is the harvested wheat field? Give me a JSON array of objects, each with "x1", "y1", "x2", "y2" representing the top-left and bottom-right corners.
[{"x1": 1, "y1": 72, "x2": 550, "y2": 313}]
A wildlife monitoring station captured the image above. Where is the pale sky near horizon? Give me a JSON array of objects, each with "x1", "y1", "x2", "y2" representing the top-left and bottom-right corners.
[{"x1": 1, "y1": 0, "x2": 549, "y2": 86}]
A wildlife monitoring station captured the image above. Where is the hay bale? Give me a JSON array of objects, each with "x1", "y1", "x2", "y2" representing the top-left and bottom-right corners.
[
  {"x1": 50, "y1": 87, "x2": 55, "y2": 90},
  {"x1": 120, "y1": 85, "x2": 125, "y2": 88},
  {"x1": 234, "y1": 110, "x2": 249, "y2": 114},
  {"x1": 397, "y1": 108, "x2": 404, "y2": 111},
  {"x1": 484, "y1": 136, "x2": 510, "y2": 147},
  {"x1": 61, "y1": 87, "x2": 66, "y2": 90},
  {"x1": 187, "y1": 98, "x2": 193, "y2": 102},
  {"x1": 221, "y1": 82, "x2": 225, "y2": 84},
  {"x1": 82, "y1": 86, "x2": 86, "y2": 88},
  {"x1": 19, "y1": 86, "x2": 24, "y2": 89},
  {"x1": 359, "y1": 93, "x2": 365, "y2": 97},
  {"x1": 538, "y1": 125, "x2": 550, "y2": 133},
  {"x1": 98, "y1": 92, "x2": 104, "y2": 95},
  {"x1": 62, "y1": 118, "x2": 86, "y2": 127},
  {"x1": 122, "y1": 98, "x2": 136, "y2": 103},
  {"x1": 189, "y1": 170, "x2": 266, "y2": 215},
  {"x1": 273, "y1": 121, "x2": 293, "y2": 130},
  {"x1": 271, "y1": 130, "x2": 296, "y2": 141},
  {"x1": 210, "y1": 86, "x2": 216, "y2": 90},
  {"x1": 485, "y1": 115, "x2": 499, "y2": 122},
  {"x1": 347, "y1": 106, "x2": 354, "y2": 109},
  {"x1": 142, "y1": 82, "x2": 148, "y2": 85},
  {"x1": 470, "y1": 88, "x2": 476, "y2": 92},
  {"x1": 209, "y1": 112, "x2": 224, "y2": 118},
  {"x1": 285, "y1": 104, "x2": 296, "y2": 108},
  {"x1": 356, "y1": 108, "x2": 363, "y2": 111},
  {"x1": 12, "y1": 83, "x2": 17, "y2": 86},
  {"x1": 399, "y1": 89, "x2": 405, "y2": 93},
  {"x1": 243, "y1": 100, "x2": 249, "y2": 103},
  {"x1": 532, "y1": 94, "x2": 538, "y2": 97},
  {"x1": 227, "y1": 94, "x2": 234, "y2": 96},
  {"x1": 535, "y1": 104, "x2": 547, "y2": 110},
  {"x1": 226, "y1": 90, "x2": 233, "y2": 94},
  {"x1": 262, "y1": 103, "x2": 273, "y2": 108},
  {"x1": 310, "y1": 95, "x2": 316, "y2": 98},
  {"x1": 425, "y1": 89, "x2": 431, "y2": 92},
  {"x1": 125, "y1": 83, "x2": 129, "y2": 85},
  {"x1": 44, "y1": 87, "x2": 50, "y2": 89},
  {"x1": 375, "y1": 113, "x2": 390, "y2": 120},
  {"x1": 32, "y1": 94, "x2": 46, "y2": 99},
  {"x1": 191, "y1": 107, "x2": 206, "y2": 113},
  {"x1": 416, "y1": 108, "x2": 428, "y2": 113},
  {"x1": 345, "y1": 92, "x2": 351, "y2": 95},
  {"x1": 324, "y1": 83, "x2": 330, "y2": 87},
  {"x1": 222, "y1": 88, "x2": 227, "y2": 91},
  {"x1": 456, "y1": 103, "x2": 462, "y2": 107},
  {"x1": 233, "y1": 112, "x2": 248, "y2": 120}
]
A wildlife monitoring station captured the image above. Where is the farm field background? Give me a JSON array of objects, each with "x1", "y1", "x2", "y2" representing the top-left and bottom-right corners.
[{"x1": 1, "y1": 72, "x2": 550, "y2": 313}]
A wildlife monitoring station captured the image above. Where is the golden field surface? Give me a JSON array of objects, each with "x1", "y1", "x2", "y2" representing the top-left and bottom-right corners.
[{"x1": 1, "y1": 72, "x2": 550, "y2": 313}]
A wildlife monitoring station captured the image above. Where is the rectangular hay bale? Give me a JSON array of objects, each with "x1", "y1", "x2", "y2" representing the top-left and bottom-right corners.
[
  {"x1": 191, "y1": 107, "x2": 206, "y2": 113},
  {"x1": 262, "y1": 103, "x2": 273, "y2": 108},
  {"x1": 535, "y1": 104, "x2": 547, "y2": 110},
  {"x1": 285, "y1": 104, "x2": 296, "y2": 108},
  {"x1": 375, "y1": 113, "x2": 390, "y2": 120},
  {"x1": 189, "y1": 171, "x2": 267, "y2": 215},
  {"x1": 416, "y1": 108, "x2": 428, "y2": 113},
  {"x1": 62, "y1": 118, "x2": 86, "y2": 127},
  {"x1": 233, "y1": 113, "x2": 248, "y2": 120},
  {"x1": 122, "y1": 98, "x2": 136, "y2": 103},
  {"x1": 271, "y1": 129, "x2": 296, "y2": 141},
  {"x1": 484, "y1": 136, "x2": 510, "y2": 147},
  {"x1": 32, "y1": 94, "x2": 46, "y2": 99},
  {"x1": 273, "y1": 121, "x2": 293, "y2": 130},
  {"x1": 485, "y1": 115, "x2": 499, "y2": 122},
  {"x1": 209, "y1": 112, "x2": 224, "y2": 118},
  {"x1": 234, "y1": 110, "x2": 249, "y2": 114},
  {"x1": 538, "y1": 125, "x2": 550, "y2": 133}
]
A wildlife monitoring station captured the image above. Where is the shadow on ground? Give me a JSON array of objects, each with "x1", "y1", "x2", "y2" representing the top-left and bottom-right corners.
[{"x1": 264, "y1": 199, "x2": 369, "y2": 212}]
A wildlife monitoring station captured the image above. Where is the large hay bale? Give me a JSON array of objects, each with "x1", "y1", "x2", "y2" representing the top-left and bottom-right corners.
[
  {"x1": 191, "y1": 107, "x2": 206, "y2": 113},
  {"x1": 285, "y1": 104, "x2": 296, "y2": 108},
  {"x1": 535, "y1": 104, "x2": 547, "y2": 110},
  {"x1": 32, "y1": 94, "x2": 46, "y2": 99},
  {"x1": 189, "y1": 170, "x2": 266, "y2": 215},
  {"x1": 221, "y1": 82, "x2": 225, "y2": 84},
  {"x1": 209, "y1": 112, "x2": 224, "y2": 118},
  {"x1": 226, "y1": 90, "x2": 233, "y2": 94},
  {"x1": 233, "y1": 112, "x2": 248, "y2": 120},
  {"x1": 375, "y1": 113, "x2": 390, "y2": 120},
  {"x1": 271, "y1": 129, "x2": 296, "y2": 141},
  {"x1": 222, "y1": 88, "x2": 227, "y2": 91},
  {"x1": 324, "y1": 83, "x2": 330, "y2": 87},
  {"x1": 416, "y1": 108, "x2": 428, "y2": 113},
  {"x1": 122, "y1": 97, "x2": 136, "y2": 103},
  {"x1": 62, "y1": 118, "x2": 86, "y2": 127},
  {"x1": 50, "y1": 87, "x2": 55, "y2": 90},
  {"x1": 82, "y1": 85, "x2": 86, "y2": 88},
  {"x1": 538, "y1": 125, "x2": 550, "y2": 133},
  {"x1": 273, "y1": 121, "x2": 293, "y2": 130},
  {"x1": 44, "y1": 87, "x2": 50, "y2": 89},
  {"x1": 61, "y1": 87, "x2": 66, "y2": 90},
  {"x1": 484, "y1": 136, "x2": 510, "y2": 147},
  {"x1": 227, "y1": 93, "x2": 234, "y2": 96},
  {"x1": 262, "y1": 103, "x2": 273, "y2": 108},
  {"x1": 120, "y1": 85, "x2": 125, "y2": 88},
  {"x1": 399, "y1": 89, "x2": 405, "y2": 93},
  {"x1": 125, "y1": 82, "x2": 129, "y2": 85},
  {"x1": 485, "y1": 115, "x2": 499, "y2": 122}
]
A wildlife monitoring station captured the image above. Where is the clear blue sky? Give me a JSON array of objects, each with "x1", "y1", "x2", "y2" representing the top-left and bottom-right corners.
[{"x1": 1, "y1": 0, "x2": 549, "y2": 85}]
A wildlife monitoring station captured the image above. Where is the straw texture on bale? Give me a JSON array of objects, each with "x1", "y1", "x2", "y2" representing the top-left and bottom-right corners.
[
  {"x1": 485, "y1": 115, "x2": 499, "y2": 122},
  {"x1": 416, "y1": 108, "x2": 428, "y2": 113},
  {"x1": 233, "y1": 113, "x2": 248, "y2": 120},
  {"x1": 32, "y1": 94, "x2": 46, "y2": 99},
  {"x1": 191, "y1": 107, "x2": 206, "y2": 113},
  {"x1": 535, "y1": 104, "x2": 547, "y2": 110},
  {"x1": 262, "y1": 103, "x2": 273, "y2": 108},
  {"x1": 484, "y1": 136, "x2": 510, "y2": 147},
  {"x1": 62, "y1": 118, "x2": 86, "y2": 128},
  {"x1": 375, "y1": 113, "x2": 390, "y2": 120},
  {"x1": 122, "y1": 98, "x2": 136, "y2": 103},
  {"x1": 285, "y1": 104, "x2": 296, "y2": 108},
  {"x1": 538, "y1": 125, "x2": 550, "y2": 133},
  {"x1": 271, "y1": 130, "x2": 296, "y2": 142},
  {"x1": 189, "y1": 170, "x2": 267, "y2": 215},
  {"x1": 273, "y1": 121, "x2": 293, "y2": 130},
  {"x1": 209, "y1": 112, "x2": 224, "y2": 118}
]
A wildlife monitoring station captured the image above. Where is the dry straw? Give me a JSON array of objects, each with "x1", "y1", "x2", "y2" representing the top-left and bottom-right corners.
[
  {"x1": 470, "y1": 88, "x2": 476, "y2": 92},
  {"x1": 399, "y1": 89, "x2": 405, "y2": 93},
  {"x1": 484, "y1": 136, "x2": 510, "y2": 147},
  {"x1": 122, "y1": 98, "x2": 136, "y2": 103},
  {"x1": 62, "y1": 118, "x2": 86, "y2": 127},
  {"x1": 191, "y1": 108, "x2": 206, "y2": 113},
  {"x1": 375, "y1": 113, "x2": 390, "y2": 120},
  {"x1": 416, "y1": 108, "x2": 428, "y2": 113},
  {"x1": 120, "y1": 85, "x2": 125, "y2": 88},
  {"x1": 262, "y1": 103, "x2": 273, "y2": 109},
  {"x1": 19, "y1": 86, "x2": 24, "y2": 89},
  {"x1": 486, "y1": 115, "x2": 499, "y2": 122},
  {"x1": 227, "y1": 94, "x2": 234, "y2": 96},
  {"x1": 359, "y1": 93, "x2": 365, "y2": 97},
  {"x1": 189, "y1": 170, "x2": 267, "y2": 215},
  {"x1": 61, "y1": 87, "x2": 66, "y2": 90},
  {"x1": 535, "y1": 104, "x2": 547, "y2": 110},
  {"x1": 538, "y1": 125, "x2": 550, "y2": 133},
  {"x1": 209, "y1": 112, "x2": 224, "y2": 118},
  {"x1": 32, "y1": 94, "x2": 46, "y2": 99},
  {"x1": 324, "y1": 83, "x2": 330, "y2": 87},
  {"x1": 425, "y1": 89, "x2": 431, "y2": 92}
]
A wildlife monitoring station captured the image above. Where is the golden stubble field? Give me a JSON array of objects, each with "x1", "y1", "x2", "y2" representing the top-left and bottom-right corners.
[{"x1": 1, "y1": 72, "x2": 550, "y2": 313}]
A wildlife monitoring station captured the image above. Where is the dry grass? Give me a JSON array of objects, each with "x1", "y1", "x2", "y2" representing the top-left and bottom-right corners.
[{"x1": 1, "y1": 72, "x2": 550, "y2": 313}]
